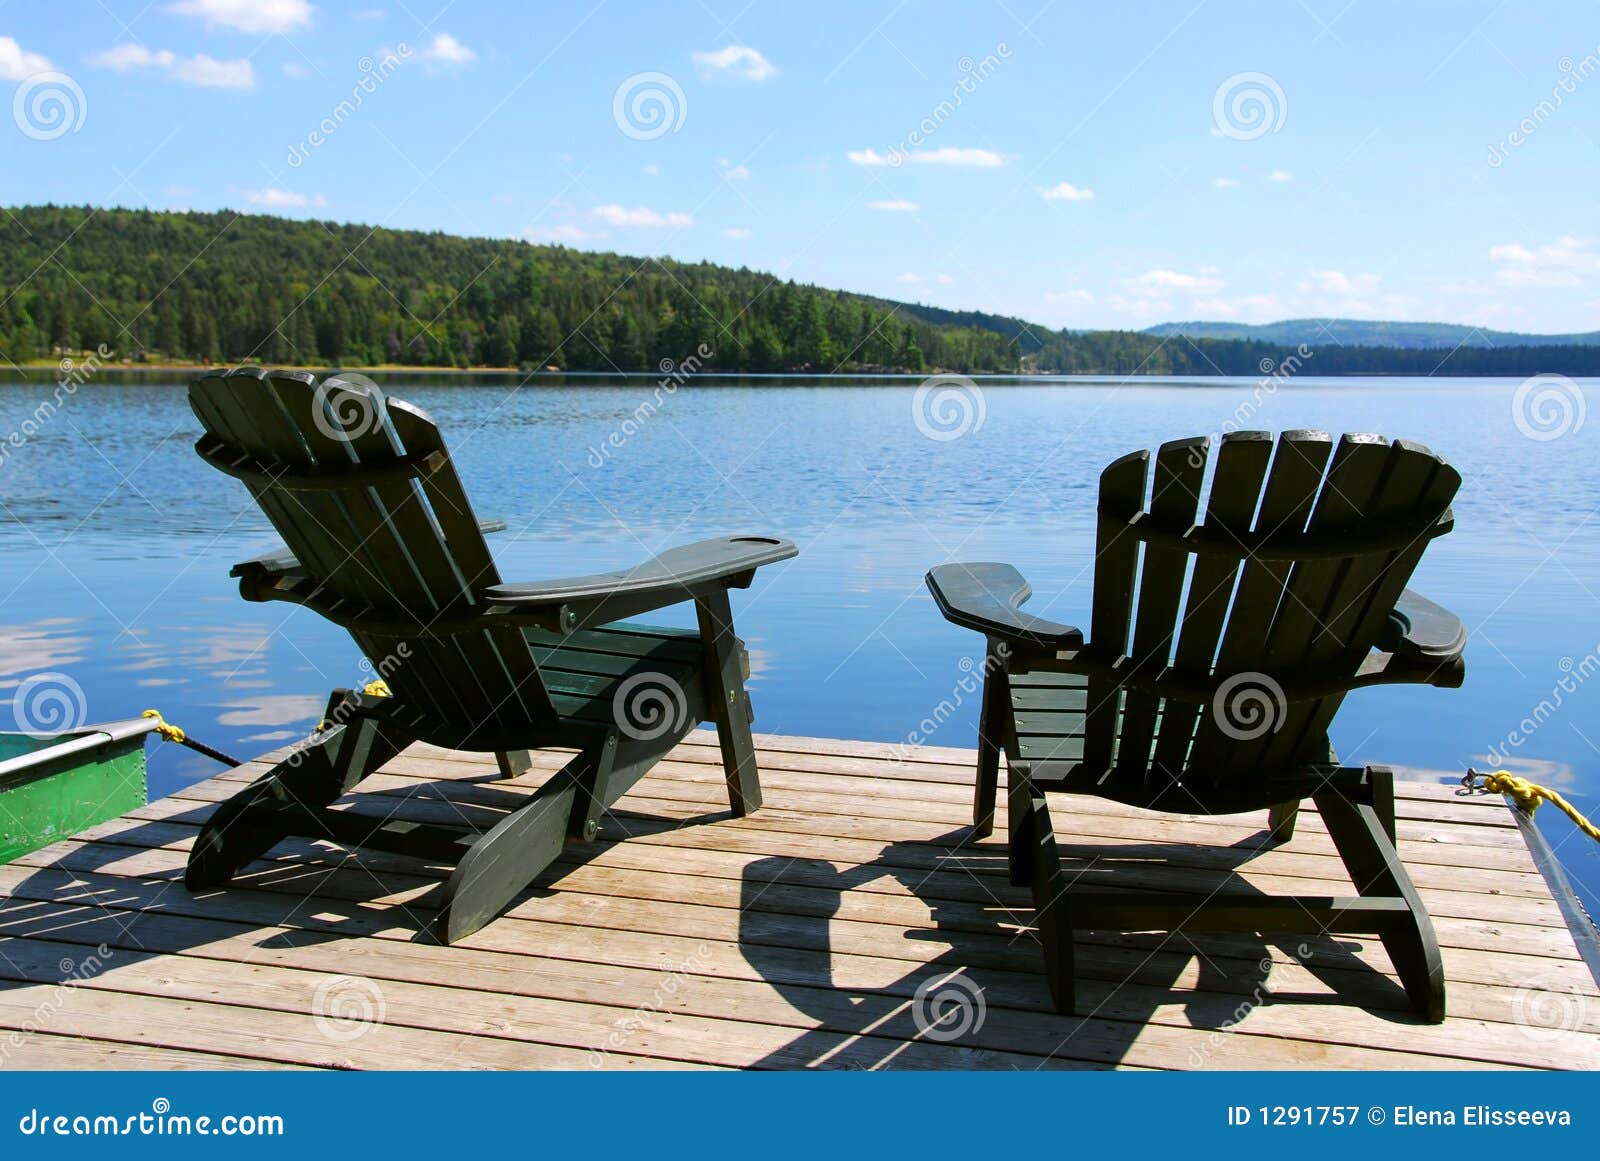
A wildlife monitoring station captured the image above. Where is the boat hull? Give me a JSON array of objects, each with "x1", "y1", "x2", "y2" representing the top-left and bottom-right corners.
[{"x1": 0, "y1": 719, "x2": 154, "y2": 863}]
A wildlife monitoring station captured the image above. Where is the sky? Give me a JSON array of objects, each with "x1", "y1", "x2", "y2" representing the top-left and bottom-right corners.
[{"x1": 2, "y1": 0, "x2": 1599, "y2": 333}]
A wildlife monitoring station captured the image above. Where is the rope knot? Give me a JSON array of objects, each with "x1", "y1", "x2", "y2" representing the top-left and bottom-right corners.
[
  {"x1": 1466, "y1": 767, "x2": 1600, "y2": 842},
  {"x1": 141, "y1": 708, "x2": 185, "y2": 744}
]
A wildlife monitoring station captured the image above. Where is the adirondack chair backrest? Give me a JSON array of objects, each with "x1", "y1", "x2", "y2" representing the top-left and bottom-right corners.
[
  {"x1": 189, "y1": 368, "x2": 558, "y2": 741},
  {"x1": 1084, "y1": 430, "x2": 1459, "y2": 806}
]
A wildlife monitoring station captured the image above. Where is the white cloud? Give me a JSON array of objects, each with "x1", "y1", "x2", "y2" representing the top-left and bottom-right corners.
[
  {"x1": 1040, "y1": 181, "x2": 1093, "y2": 202},
  {"x1": 692, "y1": 44, "x2": 775, "y2": 81},
  {"x1": 353, "y1": 8, "x2": 386, "y2": 18},
  {"x1": 1268, "y1": 169, "x2": 1293, "y2": 182},
  {"x1": 244, "y1": 187, "x2": 327, "y2": 209},
  {"x1": 282, "y1": 61, "x2": 310, "y2": 78},
  {"x1": 1046, "y1": 289, "x2": 1094, "y2": 304},
  {"x1": 1213, "y1": 177, "x2": 1239, "y2": 188},
  {"x1": 847, "y1": 149, "x2": 891, "y2": 166},
  {"x1": 175, "y1": 54, "x2": 255, "y2": 87},
  {"x1": 417, "y1": 33, "x2": 475, "y2": 64},
  {"x1": 1192, "y1": 294, "x2": 1283, "y2": 321},
  {"x1": 643, "y1": 164, "x2": 659, "y2": 176},
  {"x1": 1104, "y1": 293, "x2": 1171, "y2": 319},
  {"x1": 90, "y1": 44, "x2": 171, "y2": 70},
  {"x1": 721, "y1": 227, "x2": 752, "y2": 239},
  {"x1": 90, "y1": 44, "x2": 255, "y2": 88},
  {"x1": 936, "y1": 273, "x2": 955, "y2": 285},
  {"x1": 896, "y1": 273, "x2": 922, "y2": 283},
  {"x1": 849, "y1": 146, "x2": 1004, "y2": 168},
  {"x1": 0, "y1": 36, "x2": 52, "y2": 81},
  {"x1": 867, "y1": 199, "x2": 918, "y2": 212},
  {"x1": 169, "y1": 0, "x2": 312, "y2": 34},
  {"x1": 592, "y1": 204, "x2": 693, "y2": 228},
  {"x1": 1489, "y1": 234, "x2": 1600, "y2": 287},
  {"x1": 525, "y1": 223, "x2": 603, "y2": 244},
  {"x1": 1131, "y1": 268, "x2": 1224, "y2": 294},
  {"x1": 1298, "y1": 270, "x2": 1380, "y2": 295},
  {"x1": 718, "y1": 159, "x2": 750, "y2": 181}
]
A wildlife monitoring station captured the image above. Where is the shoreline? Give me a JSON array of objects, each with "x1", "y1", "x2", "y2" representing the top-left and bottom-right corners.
[{"x1": 0, "y1": 363, "x2": 1576, "y2": 383}]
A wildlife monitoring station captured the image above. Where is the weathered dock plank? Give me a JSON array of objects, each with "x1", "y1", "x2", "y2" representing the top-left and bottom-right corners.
[{"x1": 0, "y1": 731, "x2": 1594, "y2": 1071}]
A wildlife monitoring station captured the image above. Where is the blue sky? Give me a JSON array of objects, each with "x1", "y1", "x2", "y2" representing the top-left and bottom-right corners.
[{"x1": 3, "y1": 0, "x2": 1599, "y2": 332}]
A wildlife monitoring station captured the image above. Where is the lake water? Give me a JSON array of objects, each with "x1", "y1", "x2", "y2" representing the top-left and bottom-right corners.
[{"x1": 2, "y1": 374, "x2": 1596, "y2": 914}]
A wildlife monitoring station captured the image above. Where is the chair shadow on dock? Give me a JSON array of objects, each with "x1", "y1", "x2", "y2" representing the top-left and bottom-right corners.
[{"x1": 734, "y1": 823, "x2": 1427, "y2": 1070}]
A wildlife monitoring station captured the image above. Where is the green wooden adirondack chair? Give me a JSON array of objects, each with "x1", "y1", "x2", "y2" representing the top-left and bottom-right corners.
[
  {"x1": 926, "y1": 431, "x2": 1467, "y2": 1022},
  {"x1": 185, "y1": 367, "x2": 795, "y2": 942}
]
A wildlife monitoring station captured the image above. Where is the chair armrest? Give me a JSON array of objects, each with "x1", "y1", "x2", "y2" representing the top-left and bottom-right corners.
[
  {"x1": 925, "y1": 563, "x2": 1084, "y2": 650},
  {"x1": 1379, "y1": 588, "x2": 1466, "y2": 663},
  {"x1": 485, "y1": 535, "x2": 797, "y2": 627}
]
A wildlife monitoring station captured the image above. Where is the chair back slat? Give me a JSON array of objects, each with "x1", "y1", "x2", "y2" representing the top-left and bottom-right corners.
[
  {"x1": 1113, "y1": 437, "x2": 1206, "y2": 792},
  {"x1": 1081, "y1": 450, "x2": 1148, "y2": 776}
]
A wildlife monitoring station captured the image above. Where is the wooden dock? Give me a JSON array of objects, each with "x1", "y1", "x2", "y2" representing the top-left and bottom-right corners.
[{"x1": 0, "y1": 731, "x2": 1595, "y2": 1070}]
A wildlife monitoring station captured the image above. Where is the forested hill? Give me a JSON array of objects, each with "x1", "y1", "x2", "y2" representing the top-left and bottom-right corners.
[
  {"x1": 0, "y1": 205, "x2": 1022, "y2": 373},
  {"x1": 1147, "y1": 318, "x2": 1600, "y2": 350},
  {"x1": 2, "y1": 205, "x2": 1597, "y2": 377}
]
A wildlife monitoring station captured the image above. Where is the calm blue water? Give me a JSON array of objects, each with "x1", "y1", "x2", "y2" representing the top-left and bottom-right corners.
[{"x1": 1, "y1": 375, "x2": 1596, "y2": 912}]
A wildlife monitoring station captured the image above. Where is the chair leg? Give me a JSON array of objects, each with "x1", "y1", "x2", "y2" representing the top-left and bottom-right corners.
[
  {"x1": 494, "y1": 750, "x2": 532, "y2": 779},
  {"x1": 1315, "y1": 769, "x2": 1446, "y2": 1022},
  {"x1": 972, "y1": 642, "x2": 1006, "y2": 838},
  {"x1": 433, "y1": 750, "x2": 588, "y2": 943},
  {"x1": 696, "y1": 587, "x2": 761, "y2": 816},
  {"x1": 1026, "y1": 789, "x2": 1077, "y2": 1015},
  {"x1": 1266, "y1": 800, "x2": 1300, "y2": 844},
  {"x1": 186, "y1": 715, "x2": 408, "y2": 891},
  {"x1": 1007, "y1": 763, "x2": 1038, "y2": 887}
]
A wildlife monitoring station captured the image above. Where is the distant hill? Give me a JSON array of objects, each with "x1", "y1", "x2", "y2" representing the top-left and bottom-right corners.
[
  {"x1": 2, "y1": 206, "x2": 1598, "y2": 376},
  {"x1": 1147, "y1": 318, "x2": 1600, "y2": 350}
]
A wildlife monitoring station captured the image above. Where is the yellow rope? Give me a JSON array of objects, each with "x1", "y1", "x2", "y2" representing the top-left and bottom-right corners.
[
  {"x1": 315, "y1": 679, "x2": 391, "y2": 731},
  {"x1": 141, "y1": 708, "x2": 185, "y2": 744},
  {"x1": 1468, "y1": 768, "x2": 1600, "y2": 842}
]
